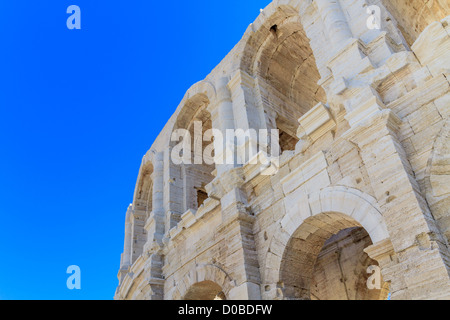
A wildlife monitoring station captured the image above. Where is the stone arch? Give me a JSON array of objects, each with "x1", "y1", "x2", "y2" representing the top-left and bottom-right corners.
[
  {"x1": 425, "y1": 119, "x2": 450, "y2": 243},
  {"x1": 149, "y1": 80, "x2": 216, "y2": 152},
  {"x1": 164, "y1": 80, "x2": 219, "y2": 230},
  {"x1": 240, "y1": 1, "x2": 332, "y2": 75},
  {"x1": 171, "y1": 96, "x2": 216, "y2": 208},
  {"x1": 170, "y1": 80, "x2": 217, "y2": 134},
  {"x1": 264, "y1": 187, "x2": 390, "y2": 300},
  {"x1": 183, "y1": 281, "x2": 226, "y2": 300},
  {"x1": 379, "y1": 0, "x2": 449, "y2": 46},
  {"x1": 240, "y1": 2, "x2": 329, "y2": 152},
  {"x1": 133, "y1": 160, "x2": 154, "y2": 214},
  {"x1": 128, "y1": 155, "x2": 156, "y2": 264},
  {"x1": 309, "y1": 227, "x2": 388, "y2": 300},
  {"x1": 170, "y1": 264, "x2": 235, "y2": 300}
]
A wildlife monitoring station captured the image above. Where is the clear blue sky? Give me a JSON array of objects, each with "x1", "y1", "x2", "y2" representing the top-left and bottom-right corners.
[{"x1": 0, "y1": 0, "x2": 271, "y2": 300}]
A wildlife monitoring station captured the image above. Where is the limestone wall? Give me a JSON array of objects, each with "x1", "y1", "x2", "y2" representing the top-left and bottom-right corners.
[{"x1": 115, "y1": 0, "x2": 450, "y2": 300}]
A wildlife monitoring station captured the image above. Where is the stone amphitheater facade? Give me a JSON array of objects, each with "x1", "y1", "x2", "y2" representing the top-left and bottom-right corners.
[{"x1": 115, "y1": 0, "x2": 450, "y2": 300}]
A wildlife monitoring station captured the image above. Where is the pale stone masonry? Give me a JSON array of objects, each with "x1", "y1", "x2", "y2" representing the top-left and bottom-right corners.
[{"x1": 115, "y1": 0, "x2": 450, "y2": 300}]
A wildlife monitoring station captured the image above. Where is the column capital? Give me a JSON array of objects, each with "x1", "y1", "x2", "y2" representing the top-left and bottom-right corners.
[
  {"x1": 343, "y1": 108, "x2": 402, "y2": 147},
  {"x1": 297, "y1": 102, "x2": 336, "y2": 142},
  {"x1": 364, "y1": 238, "x2": 395, "y2": 262}
]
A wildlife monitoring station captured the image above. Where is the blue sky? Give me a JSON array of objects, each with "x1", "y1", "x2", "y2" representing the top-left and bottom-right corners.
[{"x1": 0, "y1": 0, "x2": 271, "y2": 300}]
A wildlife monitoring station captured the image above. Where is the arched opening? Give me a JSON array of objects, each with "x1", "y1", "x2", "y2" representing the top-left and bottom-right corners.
[
  {"x1": 183, "y1": 102, "x2": 215, "y2": 210},
  {"x1": 183, "y1": 281, "x2": 226, "y2": 300},
  {"x1": 244, "y1": 6, "x2": 327, "y2": 152},
  {"x1": 131, "y1": 162, "x2": 153, "y2": 263},
  {"x1": 280, "y1": 212, "x2": 388, "y2": 300},
  {"x1": 380, "y1": 0, "x2": 449, "y2": 46},
  {"x1": 171, "y1": 93, "x2": 216, "y2": 215},
  {"x1": 135, "y1": 162, "x2": 154, "y2": 215}
]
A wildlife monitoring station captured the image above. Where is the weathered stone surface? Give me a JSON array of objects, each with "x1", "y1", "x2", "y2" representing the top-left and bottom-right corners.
[{"x1": 115, "y1": 1, "x2": 450, "y2": 301}]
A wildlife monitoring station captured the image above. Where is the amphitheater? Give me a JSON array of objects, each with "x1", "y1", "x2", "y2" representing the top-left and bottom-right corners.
[{"x1": 115, "y1": 0, "x2": 450, "y2": 300}]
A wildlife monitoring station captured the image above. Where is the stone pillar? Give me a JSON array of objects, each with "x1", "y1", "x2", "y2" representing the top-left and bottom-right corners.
[
  {"x1": 216, "y1": 171, "x2": 262, "y2": 300},
  {"x1": 345, "y1": 108, "x2": 450, "y2": 300},
  {"x1": 143, "y1": 152, "x2": 165, "y2": 300},
  {"x1": 130, "y1": 208, "x2": 146, "y2": 264},
  {"x1": 365, "y1": 239, "x2": 407, "y2": 299},
  {"x1": 315, "y1": 0, "x2": 353, "y2": 50},
  {"x1": 122, "y1": 205, "x2": 133, "y2": 267},
  {"x1": 163, "y1": 147, "x2": 184, "y2": 233},
  {"x1": 144, "y1": 152, "x2": 165, "y2": 249},
  {"x1": 208, "y1": 77, "x2": 236, "y2": 177},
  {"x1": 227, "y1": 70, "x2": 262, "y2": 166},
  {"x1": 118, "y1": 205, "x2": 133, "y2": 283}
]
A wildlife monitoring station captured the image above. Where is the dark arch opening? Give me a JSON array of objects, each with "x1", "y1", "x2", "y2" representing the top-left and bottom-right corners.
[
  {"x1": 279, "y1": 213, "x2": 388, "y2": 300},
  {"x1": 184, "y1": 281, "x2": 226, "y2": 300},
  {"x1": 170, "y1": 94, "x2": 216, "y2": 223},
  {"x1": 243, "y1": 6, "x2": 327, "y2": 152},
  {"x1": 131, "y1": 162, "x2": 154, "y2": 263}
]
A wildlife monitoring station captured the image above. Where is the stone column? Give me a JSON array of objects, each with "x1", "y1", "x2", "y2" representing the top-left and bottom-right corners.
[
  {"x1": 208, "y1": 77, "x2": 236, "y2": 177},
  {"x1": 214, "y1": 170, "x2": 262, "y2": 300},
  {"x1": 163, "y1": 147, "x2": 184, "y2": 233},
  {"x1": 144, "y1": 152, "x2": 165, "y2": 249},
  {"x1": 118, "y1": 205, "x2": 133, "y2": 283},
  {"x1": 130, "y1": 208, "x2": 146, "y2": 264},
  {"x1": 122, "y1": 205, "x2": 133, "y2": 267},
  {"x1": 345, "y1": 108, "x2": 450, "y2": 300},
  {"x1": 227, "y1": 70, "x2": 262, "y2": 166},
  {"x1": 143, "y1": 152, "x2": 165, "y2": 300},
  {"x1": 315, "y1": 0, "x2": 353, "y2": 50}
]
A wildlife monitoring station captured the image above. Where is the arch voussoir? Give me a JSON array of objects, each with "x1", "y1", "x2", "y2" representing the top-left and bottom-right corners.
[
  {"x1": 174, "y1": 264, "x2": 234, "y2": 300},
  {"x1": 264, "y1": 187, "x2": 391, "y2": 298}
]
